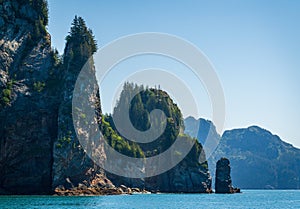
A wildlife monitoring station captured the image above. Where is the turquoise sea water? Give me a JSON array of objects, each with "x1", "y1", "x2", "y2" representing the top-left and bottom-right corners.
[{"x1": 0, "y1": 190, "x2": 299, "y2": 209}]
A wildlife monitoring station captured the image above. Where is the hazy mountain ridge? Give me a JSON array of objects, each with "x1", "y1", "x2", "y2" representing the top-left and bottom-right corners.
[{"x1": 184, "y1": 116, "x2": 300, "y2": 189}]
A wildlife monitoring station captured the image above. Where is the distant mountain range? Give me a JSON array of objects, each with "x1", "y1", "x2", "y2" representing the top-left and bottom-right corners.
[{"x1": 184, "y1": 116, "x2": 300, "y2": 189}]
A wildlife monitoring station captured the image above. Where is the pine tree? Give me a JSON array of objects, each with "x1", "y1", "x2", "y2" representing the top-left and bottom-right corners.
[
  {"x1": 111, "y1": 82, "x2": 183, "y2": 156},
  {"x1": 64, "y1": 16, "x2": 97, "y2": 72}
]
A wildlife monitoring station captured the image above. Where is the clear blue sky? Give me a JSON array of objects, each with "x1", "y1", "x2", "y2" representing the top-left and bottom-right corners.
[{"x1": 48, "y1": 0, "x2": 300, "y2": 147}]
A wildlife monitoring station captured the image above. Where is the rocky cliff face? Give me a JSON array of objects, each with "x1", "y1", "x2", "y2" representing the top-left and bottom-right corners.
[
  {"x1": 0, "y1": 0, "x2": 59, "y2": 194},
  {"x1": 51, "y1": 15, "x2": 103, "y2": 190},
  {"x1": 184, "y1": 117, "x2": 221, "y2": 185},
  {"x1": 107, "y1": 140, "x2": 212, "y2": 193},
  {"x1": 145, "y1": 153, "x2": 212, "y2": 193},
  {"x1": 0, "y1": 1, "x2": 103, "y2": 194}
]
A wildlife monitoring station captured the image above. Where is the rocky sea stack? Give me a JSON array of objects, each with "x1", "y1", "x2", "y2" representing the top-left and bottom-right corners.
[{"x1": 215, "y1": 158, "x2": 240, "y2": 194}]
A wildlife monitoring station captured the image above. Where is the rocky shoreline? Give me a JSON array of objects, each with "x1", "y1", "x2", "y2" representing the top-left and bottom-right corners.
[
  {"x1": 54, "y1": 185, "x2": 150, "y2": 196},
  {"x1": 54, "y1": 187, "x2": 215, "y2": 196},
  {"x1": 53, "y1": 173, "x2": 150, "y2": 196},
  {"x1": 53, "y1": 173, "x2": 216, "y2": 196}
]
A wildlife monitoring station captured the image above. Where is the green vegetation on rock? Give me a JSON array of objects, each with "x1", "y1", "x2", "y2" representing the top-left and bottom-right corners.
[
  {"x1": 101, "y1": 115, "x2": 145, "y2": 158},
  {"x1": 103, "y1": 82, "x2": 209, "y2": 171},
  {"x1": 33, "y1": 81, "x2": 45, "y2": 92},
  {"x1": 1, "y1": 80, "x2": 13, "y2": 106},
  {"x1": 110, "y1": 82, "x2": 183, "y2": 156}
]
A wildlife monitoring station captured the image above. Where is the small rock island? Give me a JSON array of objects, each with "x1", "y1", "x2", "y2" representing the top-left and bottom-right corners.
[{"x1": 215, "y1": 158, "x2": 240, "y2": 194}]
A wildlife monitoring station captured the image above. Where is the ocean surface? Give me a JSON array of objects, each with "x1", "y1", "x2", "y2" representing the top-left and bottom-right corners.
[{"x1": 0, "y1": 190, "x2": 299, "y2": 209}]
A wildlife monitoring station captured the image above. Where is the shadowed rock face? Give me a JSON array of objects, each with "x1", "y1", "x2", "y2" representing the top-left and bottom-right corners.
[
  {"x1": 0, "y1": 0, "x2": 102, "y2": 194},
  {"x1": 145, "y1": 160, "x2": 212, "y2": 193},
  {"x1": 215, "y1": 158, "x2": 232, "y2": 193},
  {"x1": 0, "y1": 0, "x2": 58, "y2": 194}
]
